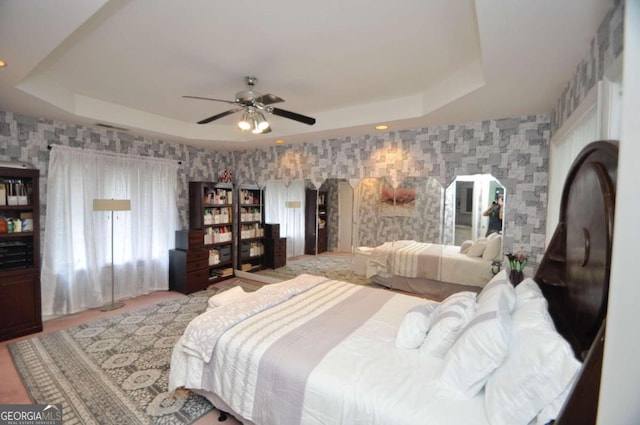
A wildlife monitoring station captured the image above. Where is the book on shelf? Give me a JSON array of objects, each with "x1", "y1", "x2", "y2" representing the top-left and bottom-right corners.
[{"x1": 212, "y1": 267, "x2": 234, "y2": 277}]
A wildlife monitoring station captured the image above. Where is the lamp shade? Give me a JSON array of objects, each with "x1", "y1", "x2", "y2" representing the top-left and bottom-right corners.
[{"x1": 93, "y1": 199, "x2": 131, "y2": 211}]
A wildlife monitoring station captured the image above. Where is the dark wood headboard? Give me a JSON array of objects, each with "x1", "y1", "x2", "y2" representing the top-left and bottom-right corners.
[{"x1": 534, "y1": 140, "x2": 618, "y2": 425}]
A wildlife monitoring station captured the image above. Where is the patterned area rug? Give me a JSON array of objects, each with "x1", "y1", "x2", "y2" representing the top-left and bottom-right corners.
[
  {"x1": 8, "y1": 280, "x2": 260, "y2": 425},
  {"x1": 258, "y1": 253, "x2": 383, "y2": 288}
]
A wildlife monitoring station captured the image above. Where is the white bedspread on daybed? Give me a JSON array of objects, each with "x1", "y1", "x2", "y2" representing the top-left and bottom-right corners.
[
  {"x1": 366, "y1": 240, "x2": 495, "y2": 287},
  {"x1": 169, "y1": 274, "x2": 489, "y2": 425}
]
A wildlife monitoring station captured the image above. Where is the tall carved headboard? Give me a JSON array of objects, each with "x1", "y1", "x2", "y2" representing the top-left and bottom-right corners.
[{"x1": 534, "y1": 140, "x2": 618, "y2": 424}]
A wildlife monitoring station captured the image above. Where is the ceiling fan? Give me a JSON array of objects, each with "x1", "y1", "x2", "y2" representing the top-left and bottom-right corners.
[{"x1": 183, "y1": 76, "x2": 316, "y2": 134}]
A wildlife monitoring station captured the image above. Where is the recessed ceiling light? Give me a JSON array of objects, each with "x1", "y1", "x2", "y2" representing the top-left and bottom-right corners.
[
  {"x1": 0, "y1": 60, "x2": 6, "y2": 68},
  {"x1": 275, "y1": 139, "x2": 285, "y2": 145},
  {"x1": 375, "y1": 125, "x2": 389, "y2": 130}
]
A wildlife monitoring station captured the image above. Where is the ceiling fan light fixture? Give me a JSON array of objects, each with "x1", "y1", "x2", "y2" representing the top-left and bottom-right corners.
[
  {"x1": 238, "y1": 110, "x2": 252, "y2": 130},
  {"x1": 256, "y1": 112, "x2": 270, "y2": 131}
]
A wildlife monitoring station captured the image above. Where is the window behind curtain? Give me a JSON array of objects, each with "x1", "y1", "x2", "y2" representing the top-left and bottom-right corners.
[
  {"x1": 41, "y1": 146, "x2": 179, "y2": 316},
  {"x1": 264, "y1": 180, "x2": 306, "y2": 258}
]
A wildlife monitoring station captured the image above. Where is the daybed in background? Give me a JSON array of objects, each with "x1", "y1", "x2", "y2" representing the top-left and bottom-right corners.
[
  {"x1": 355, "y1": 233, "x2": 503, "y2": 299},
  {"x1": 169, "y1": 141, "x2": 617, "y2": 425}
]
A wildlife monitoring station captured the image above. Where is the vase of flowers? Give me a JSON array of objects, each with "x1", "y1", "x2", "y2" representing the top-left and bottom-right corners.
[{"x1": 506, "y1": 252, "x2": 528, "y2": 286}]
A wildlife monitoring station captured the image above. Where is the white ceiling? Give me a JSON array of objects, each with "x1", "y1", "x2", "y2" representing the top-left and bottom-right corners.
[{"x1": 0, "y1": 0, "x2": 612, "y2": 151}]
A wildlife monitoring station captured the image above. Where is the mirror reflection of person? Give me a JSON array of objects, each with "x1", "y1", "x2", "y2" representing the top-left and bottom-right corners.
[{"x1": 483, "y1": 194, "x2": 503, "y2": 236}]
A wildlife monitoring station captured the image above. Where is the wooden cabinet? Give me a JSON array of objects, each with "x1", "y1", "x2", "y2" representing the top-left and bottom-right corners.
[
  {"x1": 304, "y1": 188, "x2": 328, "y2": 255},
  {"x1": 168, "y1": 247, "x2": 210, "y2": 294},
  {"x1": 237, "y1": 185, "x2": 265, "y2": 273},
  {"x1": 0, "y1": 166, "x2": 42, "y2": 341},
  {"x1": 265, "y1": 236, "x2": 286, "y2": 269}
]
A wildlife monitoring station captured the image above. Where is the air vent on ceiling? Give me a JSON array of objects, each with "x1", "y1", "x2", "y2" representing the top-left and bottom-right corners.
[{"x1": 95, "y1": 123, "x2": 129, "y2": 131}]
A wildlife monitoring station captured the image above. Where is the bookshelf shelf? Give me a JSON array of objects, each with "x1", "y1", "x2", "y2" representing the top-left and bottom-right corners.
[
  {"x1": 0, "y1": 166, "x2": 42, "y2": 342},
  {"x1": 237, "y1": 185, "x2": 265, "y2": 273}
]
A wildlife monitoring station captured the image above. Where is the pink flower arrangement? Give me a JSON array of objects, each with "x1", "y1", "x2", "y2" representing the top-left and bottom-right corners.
[{"x1": 506, "y1": 252, "x2": 528, "y2": 272}]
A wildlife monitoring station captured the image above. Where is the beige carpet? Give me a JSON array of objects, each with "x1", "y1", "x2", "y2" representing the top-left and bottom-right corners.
[
  {"x1": 258, "y1": 253, "x2": 384, "y2": 288},
  {"x1": 8, "y1": 280, "x2": 259, "y2": 425}
]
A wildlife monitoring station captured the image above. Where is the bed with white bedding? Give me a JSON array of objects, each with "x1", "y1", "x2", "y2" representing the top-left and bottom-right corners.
[
  {"x1": 169, "y1": 272, "x2": 582, "y2": 425},
  {"x1": 362, "y1": 235, "x2": 502, "y2": 298},
  {"x1": 170, "y1": 141, "x2": 617, "y2": 425},
  {"x1": 170, "y1": 274, "x2": 491, "y2": 425}
]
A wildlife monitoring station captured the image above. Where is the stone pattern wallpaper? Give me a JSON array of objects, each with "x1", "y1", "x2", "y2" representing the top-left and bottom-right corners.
[
  {"x1": 1, "y1": 113, "x2": 550, "y2": 271},
  {"x1": 352, "y1": 177, "x2": 443, "y2": 249},
  {"x1": 234, "y1": 114, "x2": 551, "y2": 270},
  {"x1": 0, "y1": 111, "x2": 233, "y2": 236},
  {"x1": 550, "y1": 0, "x2": 624, "y2": 135}
]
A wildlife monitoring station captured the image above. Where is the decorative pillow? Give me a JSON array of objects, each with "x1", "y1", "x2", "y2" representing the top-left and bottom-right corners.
[
  {"x1": 207, "y1": 286, "x2": 251, "y2": 310},
  {"x1": 477, "y1": 272, "x2": 515, "y2": 313},
  {"x1": 438, "y1": 289, "x2": 513, "y2": 399},
  {"x1": 482, "y1": 235, "x2": 502, "y2": 261},
  {"x1": 466, "y1": 239, "x2": 488, "y2": 257},
  {"x1": 395, "y1": 303, "x2": 439, "y2": 350},
  {"x1": 487, "y1": 232, "x2": 500, "y2": 241},
  {"x1": 514, "y1": 277, "x2": 545, "y2": 309},
  {"x1": 460, "y1": 240, "x2": 474, "y2": 254},
  {"x1": 419, "y1": 291, "x2": 477, "y2": 358},
  {"x1": 484, "y1": 300, "x2": 581, "y2": 425}
]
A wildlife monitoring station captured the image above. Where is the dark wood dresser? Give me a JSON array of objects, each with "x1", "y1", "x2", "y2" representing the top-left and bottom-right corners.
[
  {"x1": 264, "y1": 224, "x2": 286, "y2": 269},
  {"x1": 168, "y1": 230, "x2": 211, "y2": 294}
]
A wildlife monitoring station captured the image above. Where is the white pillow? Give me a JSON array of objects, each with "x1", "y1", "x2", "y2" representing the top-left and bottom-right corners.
[
  {"x1": 419, "y1": 291, "x2": 476, "y2": 358},
  {"x1": 207, "y1": 286, "x2": 251, "y2": 310},
  {"x1": 515, "y1": 277, "x2": 545, "y2": 309},
  {"x1": 487, "y1": 232, "x2": 500, "y2": 241},
  {"x1": 477, "y1": 273, "x2": 515, "y2": 313},
  {"x1": 459, "y1": 240, "x2": 474, "y2": 254},
  {"x1": 484, "y1": 300, "x2": 581, "y2": 425},
  {"x1": 512, "y1": 297, "x2": 554, "y2": 331},
  {"x1": 482, "y1": 235, "x2": 502, "y2": 261},
  {"x1": 438, "y1": 289, "x2": 513, "y2": 399},
  {"x1": 395, "y1": 303, "x2": 439, "y2": 350},
  {"x1": 466, "y1": 239, "x2": 488, "y2": 257}
]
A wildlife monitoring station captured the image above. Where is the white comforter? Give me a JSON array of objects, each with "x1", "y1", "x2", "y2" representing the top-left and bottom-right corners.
[
  {"x1": 169, "y1": 274, "x2": 490, "y2": 425},
  {"x1": 367, "y1": 241, "x2": 494, "y2": 287}
]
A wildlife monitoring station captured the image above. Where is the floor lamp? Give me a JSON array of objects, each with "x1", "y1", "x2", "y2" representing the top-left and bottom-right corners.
[{"x1": 93, "y1": 199, "x2": 131, "y2": 311}]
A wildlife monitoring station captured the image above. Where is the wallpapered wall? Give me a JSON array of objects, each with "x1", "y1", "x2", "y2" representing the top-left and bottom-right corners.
[
  {"x1": 232, "y1": 115, "x2": 551, "y2": 269},
  {"x1": 319, "y1": 176, "x2": 443, "y2": 252},
  {"x1": 352, "y1": 177, "x2": 443, "y2": 248},
  {"x1": 0, "y1": 111, "x2": 550, "y2": 271},
  {"x1": 0, "y1": 112, "x2": 232, "y2": 238},
  {"x1": 550, "y1": 0, "x2": 624, "y2": 135}
]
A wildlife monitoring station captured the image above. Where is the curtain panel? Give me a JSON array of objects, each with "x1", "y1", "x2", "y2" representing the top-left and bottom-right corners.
[
  {"x1": 41, "y1": 146, "x2": 179, "y2": 316},
  {"x1": 264, "y1": 180, "x2": 306, "y2": 258}
]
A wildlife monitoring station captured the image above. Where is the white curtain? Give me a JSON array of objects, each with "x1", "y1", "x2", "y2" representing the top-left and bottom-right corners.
[
  {"x1": 547, "y1": 106, "x2": 598, "y2": 245},
  {"x1": 41, "y1": 146, "x2": 179, "y2": 316},
  {"x1": 264, "y1": 180, "x2": 305, "y2": 258}
]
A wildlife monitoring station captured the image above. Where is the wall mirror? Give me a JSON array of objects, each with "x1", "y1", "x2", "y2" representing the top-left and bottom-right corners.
[{"x1": 443, "y1": 174, "x2": 505, "y2": 246}]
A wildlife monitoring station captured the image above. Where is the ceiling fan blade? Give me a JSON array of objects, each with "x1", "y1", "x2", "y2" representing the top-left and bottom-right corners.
[
  {"x1": 183, "y1": 95, "x2": 238, "y2": 105},
  {"x1": 197, "y1": 108, "x2": 242, "y2": 124},
  {"x1": 269, "y1": 107, "x2": 316, "y2": 125},
  {"x1": 255, "y1": 93, "x2": 284, "y2": 105}
]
